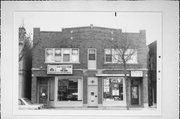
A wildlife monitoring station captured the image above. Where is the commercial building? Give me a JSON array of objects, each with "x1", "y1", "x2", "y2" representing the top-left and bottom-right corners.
[
  {"x1": 148, "y1": 41, "x2": 157, "y2": 107},
  {"x1": 31, "y1": 25, "x2": 149, "y2": 108}
]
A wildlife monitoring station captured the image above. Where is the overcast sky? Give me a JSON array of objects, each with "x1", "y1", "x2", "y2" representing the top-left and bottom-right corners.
[{"x1": 15, "y1": 12, "x2": 161, "y2": 45}]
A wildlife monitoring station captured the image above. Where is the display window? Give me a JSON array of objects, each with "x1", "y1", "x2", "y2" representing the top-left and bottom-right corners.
[
  {"x1": 57, "y1": 78, "x2": 82, "y2": 101},
  {"x1": 103, "y1": 77, "x2": 124, "y2": 101}
]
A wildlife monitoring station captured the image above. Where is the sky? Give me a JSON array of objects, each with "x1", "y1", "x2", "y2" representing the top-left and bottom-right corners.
[{"x1": 15, "y1": 12, "x2": 162, "y2": 45}]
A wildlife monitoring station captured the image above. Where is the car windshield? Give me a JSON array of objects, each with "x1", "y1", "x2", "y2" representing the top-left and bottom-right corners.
[{"x1": 23, "y1": 98, "x2": 33, "y2": 104}]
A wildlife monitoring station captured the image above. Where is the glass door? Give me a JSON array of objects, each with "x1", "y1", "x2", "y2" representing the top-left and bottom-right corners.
[{"x1": 131, "y1": 85, "x2": 139, "y2": 105}]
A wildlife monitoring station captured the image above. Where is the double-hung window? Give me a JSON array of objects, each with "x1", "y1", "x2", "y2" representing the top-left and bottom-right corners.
[
  {"x1": 63, "y1": 49, "x2": 70, "y2": 62},
  {"x1": 112, "y1": 49, "x2": 119, "y2": 63},
  {"x1": 105, "y1": 49, "x2": 112, "y2": 63},
  {"x1": 46, "y1": 48, "x2": 55, "y2": 63},
  {"x1": 71, "y1": 48, "x2": 79, "y2": 63},
  {"x1": 104, "y1": 48, "x2": 137, "y2": 64},
  {"x1": 55, "y1": 48, "x2": 61, "y2": 62}
]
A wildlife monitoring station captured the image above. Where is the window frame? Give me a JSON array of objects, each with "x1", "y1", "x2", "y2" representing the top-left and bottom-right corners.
[
  {"x1": 71, "y1": 48, "x2": 79, "y2": 63},
  {"x1": 62, "y1": 48, "x2": 71, "y2": 63},
  {"x1": 45, "y1": 48, "x2": 80, "y2": 63},
  {"x1": 104, "y1": 49, "x2": 112, "y2": 63},
  {"x1": 88, "y1": 48, "x2": 96, "y2": 61},
  {"x1": 57, "y1": 78, "x2": 81, "y2": 101},
  {"x1": 103, "y1": 77, "x2": 124, "y2": 102},
  {"x1": 104, "y1": 48, "x2": 138, "y2": 64},
  {"x1": 45, "y1": 48, "x2": 55, "y2": 63}
]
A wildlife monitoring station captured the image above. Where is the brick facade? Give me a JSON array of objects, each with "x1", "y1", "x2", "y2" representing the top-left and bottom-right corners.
[{"x1": 31, "y1": 25, "x2": 148, "y2": 108}]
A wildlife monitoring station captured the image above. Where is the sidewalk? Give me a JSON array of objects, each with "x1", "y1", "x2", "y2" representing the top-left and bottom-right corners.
[{"x1": 42, "y1": 106, "x2": 157, "y2": 110}]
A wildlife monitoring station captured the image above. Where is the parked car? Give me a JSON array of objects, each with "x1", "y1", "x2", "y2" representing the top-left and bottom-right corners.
[{"x1": 18, "y1": 98, "x2": 44, "y2": 110}]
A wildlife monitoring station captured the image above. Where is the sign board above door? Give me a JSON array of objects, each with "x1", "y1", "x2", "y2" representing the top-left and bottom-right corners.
[
  {"x1": 47, "y1": 65, "x2": 73, "y2": 74},
  {"x1": 131, "y1": 71, "x2": 143, "y2": 77}
]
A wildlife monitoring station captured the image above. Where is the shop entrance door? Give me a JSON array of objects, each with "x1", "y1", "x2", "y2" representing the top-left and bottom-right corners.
[
  {"x1": 88, "y1": 86, "x2": 98, "y2": 107},
  {"x1": 39, "y1": 85, "x2": 48, "y2": 105},
  {"x1": 131, "y1": 85, "x2": 139, "y2": 105}
]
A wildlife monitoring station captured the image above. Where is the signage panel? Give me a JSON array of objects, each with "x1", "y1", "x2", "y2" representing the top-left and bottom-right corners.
[
  {"x1": 96, "y1": 74, "x2": 130, "y2": 76},
  {"x1": 47, "y1": 65, "x2": 73, "y2": 74},
  {"x1": 131, "y1": 71, "x2": 143, "y2": 77}
]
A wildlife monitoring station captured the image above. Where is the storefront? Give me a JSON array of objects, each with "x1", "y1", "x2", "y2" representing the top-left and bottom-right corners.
[
  {"x1": 102, "y1": 76, "x2": 126, "y2": 106},
  {"x1": 35, "y1": 65, "x2": 83, "y2": 107},
  {"x1": 34, "y1": 68, "x2": 146, "y2": 108},
  {"x1": 96, "y1": 70, "x2": 145, "y2": 107},
  {"x1": 96, "y1": 74, "x2": 127, "y2": 107},
  {"x1": 49, "y1": 76, "x2": 83, "y2": 107}
]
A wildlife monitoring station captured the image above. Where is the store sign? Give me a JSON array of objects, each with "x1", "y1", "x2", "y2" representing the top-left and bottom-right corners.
[
  {"x1": 131, "y1": 71, "x2": 143, "y2": 77},
  {"x1": 112, "y1": 89, "x2": 119, "y2": 96},
  {"x1": 47, "y1": 65, "x2": 73, "y2": 74},
  {"x1": 96, "y1": 74, "x2": 130, "y2": 76}
]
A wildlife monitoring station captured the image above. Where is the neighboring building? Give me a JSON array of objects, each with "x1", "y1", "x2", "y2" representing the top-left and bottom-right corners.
[
  {"x1": 148, "y1": 41, "x2": 157, "y2": 107},
  {"x1": 31, "y1": 25, "x2": 149, "y2": 108},
  {"x1": 19, "y1": 26, "x2": 32, "y2": 99}
]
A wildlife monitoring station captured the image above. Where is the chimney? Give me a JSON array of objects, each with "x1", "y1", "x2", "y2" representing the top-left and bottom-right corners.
[{"x1": 90, "y1": 24, "x2": 93, "y2": 28}]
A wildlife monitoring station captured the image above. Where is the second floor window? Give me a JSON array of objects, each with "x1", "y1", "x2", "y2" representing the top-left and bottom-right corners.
[
  {"x1": 45, "y1": 48, "x2": 79, "y2": 63},
  {"x1": 63, "y1": 49, "x2": 70, "y2": 62},
  {"x1": 104, "y1": 49, "x2": 137, "y2": 64},
  {"x1": 105, "y1": 49, "x2": 112, "y2": 62},
  {"x1": 89, "y1": 49, "x2": 96, "y2": 60}
]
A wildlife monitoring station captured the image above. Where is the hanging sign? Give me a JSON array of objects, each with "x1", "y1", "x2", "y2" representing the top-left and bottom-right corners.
[
  {"x1": 131, "y1": 71, "x2": 143, "y2": 77},
  {"x1": 112, "y1": 89, "x2": 119, "y2": 96},
  {"x1": 47, "y1": 65, "x2": 73, "y2": 74}
]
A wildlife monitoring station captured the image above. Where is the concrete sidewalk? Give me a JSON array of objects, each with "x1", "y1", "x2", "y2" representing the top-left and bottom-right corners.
[{"x1": 42, "y1": 106, "x2": 157, "y2": 110}]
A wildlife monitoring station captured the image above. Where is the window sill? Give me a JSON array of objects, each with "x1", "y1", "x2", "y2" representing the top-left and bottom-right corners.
[
  {"x1": 45, "y1": 62, "x2": 80, "y2": 64},
  {"x1": 104, "y1": 62, "x2": 138, "y2": 64}
]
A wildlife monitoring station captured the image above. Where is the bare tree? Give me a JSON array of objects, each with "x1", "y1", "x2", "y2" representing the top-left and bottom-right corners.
[
  {"x1": 19, "y1": 32, "x2": 40, "y2": 62},
  {"x1": 107, "y1": 33, "x2": 137, "y2": 110},
  {"x1": 19, "y1": 33, "x2": 32, "y2": 62}
]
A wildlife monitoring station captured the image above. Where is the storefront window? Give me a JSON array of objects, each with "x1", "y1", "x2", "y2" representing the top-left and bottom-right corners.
[
  {"x1": 103, "y1": 77, "x2": 124, "y2": 101},
  {"x1": 58, "y1": 79, "x2": 79, "y2": 101}
]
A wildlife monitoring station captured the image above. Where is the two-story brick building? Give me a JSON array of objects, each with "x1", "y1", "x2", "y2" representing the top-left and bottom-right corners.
[{"x1": 31, "y1": 25, "x2": 149, "y2": 109}]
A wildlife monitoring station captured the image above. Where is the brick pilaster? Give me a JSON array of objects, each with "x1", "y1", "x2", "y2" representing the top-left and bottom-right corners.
[
  {"x1": 31, "y1": 76, "x2": 37, "y2": 103},
  {"x1": 98, "y1": 77, "x2": 103, "y2": 104},
  {"x1": 83, "y1": 76, "x2": 88, "y2": 104},
  {"x1": 143, "y1": 70, "x2": 149, "y2": 107}
]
